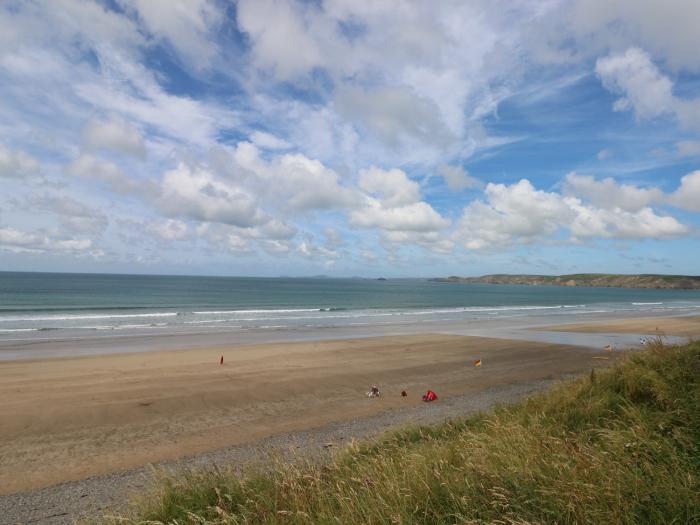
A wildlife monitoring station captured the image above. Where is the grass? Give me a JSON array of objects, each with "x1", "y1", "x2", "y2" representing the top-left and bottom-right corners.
[{"x1": 112, "y1": 340, "x2": 700, "y2": 524}]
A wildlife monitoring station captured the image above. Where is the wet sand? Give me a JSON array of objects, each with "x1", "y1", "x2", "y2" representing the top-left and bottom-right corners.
[
  {"x1": 534, "y1": 315, "x2": 700, "y2": 338},
  {"x1": 0, "y1": 334, "x2": 604, "y2": 496}
]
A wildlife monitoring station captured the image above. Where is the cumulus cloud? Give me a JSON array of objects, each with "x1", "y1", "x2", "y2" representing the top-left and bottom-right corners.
[
  {"x1": 158, "y1": 162, "x2": 267, "y2": 227},
  {"x1": 351, "y1": 200, "x2": 449, "y2": 233},
  {"x1": 351, "y1": 166, "x2": 449, "y2": 238},
  {"x1": 596, "y1": 48, "x2": 700, "y2": 130},
  {"x1": 1, "y1": 1, "x2": 699, "y2": 270},
  {"x1": 455, "y1": 178, "x2": 687, "y2": 250},
  {"x1": 596, "y1": 48, "x2": 674, "y2": 119},
  {"x1": 83, "y1": 117, "x2": 146, "y2": 158},
  {"x1": 358, "y1": 167, "x2": 421, "y2": 208},
  {"x1": 0, "y1": 144, "x2": 40, "y2": 178},
  {"x1": 232, "y1": 142, "x2": 361, "y2": 212},
  {"x1": 668, "y1": 171, "x2": 700, "y2": 212},
  {"x1": 564, "y1": 172, "x2": 662, "y2": 211}
]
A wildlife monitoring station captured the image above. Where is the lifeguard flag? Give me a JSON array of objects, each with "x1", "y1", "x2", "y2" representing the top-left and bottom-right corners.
[{"x1": 473, "y1": 359, "x2": 482, "y2": 367}]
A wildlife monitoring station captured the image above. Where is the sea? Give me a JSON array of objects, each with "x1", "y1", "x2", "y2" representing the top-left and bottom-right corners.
[{"x1": 2, "y1": 272, "x2": 700, "y2": 344}]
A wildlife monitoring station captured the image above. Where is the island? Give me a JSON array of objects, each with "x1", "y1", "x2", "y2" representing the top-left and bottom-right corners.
[{"x1": 432, "y1": 273, "x2": 700, "y2": 290}]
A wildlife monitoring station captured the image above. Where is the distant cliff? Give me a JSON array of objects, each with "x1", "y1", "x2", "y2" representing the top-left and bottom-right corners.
[{"x1": 433, "y1": 274, "x2": 700, "y2": 290}]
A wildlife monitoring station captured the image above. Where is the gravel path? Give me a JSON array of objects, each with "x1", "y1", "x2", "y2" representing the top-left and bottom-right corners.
[{"x1": 1, "y1": 377, "x2": 566, "y2": 525}]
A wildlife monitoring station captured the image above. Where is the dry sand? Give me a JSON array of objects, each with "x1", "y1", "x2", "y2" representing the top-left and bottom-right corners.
[
  {"x1": 0, "y1": 334, "x2": 604, "y2": 496},
  {"x1": 534, "y1": 315, "x2": 700, "y2": 338}
]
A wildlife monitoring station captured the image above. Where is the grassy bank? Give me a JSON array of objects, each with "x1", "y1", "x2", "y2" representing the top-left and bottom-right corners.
[{"x1": 117, "y1": 341, "x2": 700, "y2": 524}]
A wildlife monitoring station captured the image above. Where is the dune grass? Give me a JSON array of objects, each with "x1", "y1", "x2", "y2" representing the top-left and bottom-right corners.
[{"x1": 115, "y1": 340, "x2": 700, "y2": 524}]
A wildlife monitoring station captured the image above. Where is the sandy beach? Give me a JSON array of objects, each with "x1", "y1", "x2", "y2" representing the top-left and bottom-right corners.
[
  {"x1": 535, "y1": 315, "x2": 700, "y2": 338},
  {"x1": 0, "y1": 333, "x2": 607, "y2": 497}
]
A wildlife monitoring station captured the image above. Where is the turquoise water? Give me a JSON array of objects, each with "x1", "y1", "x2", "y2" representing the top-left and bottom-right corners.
[{"x1": 1, "y1": 271, "x2": 700, "y2": 339}]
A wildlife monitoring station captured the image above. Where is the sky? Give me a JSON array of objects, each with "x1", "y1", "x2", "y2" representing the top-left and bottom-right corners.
[{"x1": 0, "y1": 0, "x2": 699, "y2": 278}]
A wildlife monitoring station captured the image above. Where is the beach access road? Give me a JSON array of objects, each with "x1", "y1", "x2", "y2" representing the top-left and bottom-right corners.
[{"x1": 0, "y1": 334, "x2": 611, "y2": 497}]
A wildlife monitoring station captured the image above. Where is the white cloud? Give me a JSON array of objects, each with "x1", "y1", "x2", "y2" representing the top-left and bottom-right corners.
[
  {"x1": 0, "y1": 144, "x2": 40, "y2": 178},
  {"x1": 249, "y1": 131, "x2": 292, "y2": 150},
  {"x1": 358, "y1": 167, "x2": 421, "y2": 208},
  {"x1": 456, "y1": 180, "x2": 571, "y2": 249},
  {"x1": 0, "y1": 226, "x2": 92, "y2": 254},
  {"x1": 596, "y1": 47, "x2": 700, "y2": 131},
  {"x1": 232, "y1": 142, "x2": 361, "y2": 212},
  {"x1": 564, "y1": 172, "x2": 662, "y2": 211},
  {"x1": 237, "y1": 0, "x2": 325, "y2": 80},
  {"x1": 352, "y1": 166, "x2": 449, "y2": 235},
  {"x1": 65, "y1": 154, "x2": 150, "y2": 195},
  {"x1": 351, "y1": 200, "x2": 449, "y2": 233},
  {"x1": 146, "y1": 219, "x2": 188, "y2": 241},
  {"x1": 455, "y1": 178, "x2": 687, "y2": 250},
  {"x1": 158, "y1": 162, "x2": 267, "y2": 227},
  {"x1": 595, "y1": 48, "x2": 674, "y2": 120},
  {"x1": 437, "y1": 165, "x2": 482, "y2": 191},
  {"x1": 668, "y1": 170, "x2": 700, "y2": 212},
  {"x1": 116, "y1": 0, "x2": 222, "y2": 70},
  {"x1": 83, "y1": 117, "x2": 146, "y2": 158}
]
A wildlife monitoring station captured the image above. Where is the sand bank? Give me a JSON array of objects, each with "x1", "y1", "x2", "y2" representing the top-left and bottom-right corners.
[
  {"x1": 0, "y1": 334, "x2": 603, "y2": 495},
  {"x1": 534, "y1": 315, "x2": 700, "y2": 338}
]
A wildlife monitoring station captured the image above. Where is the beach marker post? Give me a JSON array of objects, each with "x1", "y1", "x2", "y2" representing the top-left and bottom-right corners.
[{"x1": 220, "y1": 355, "x2": 224, "y2": 365}]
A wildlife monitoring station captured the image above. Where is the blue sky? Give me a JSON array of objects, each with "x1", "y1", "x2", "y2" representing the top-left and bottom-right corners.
[{"x1": 0, "y1": 0, "x2": 699, "y2": 277}]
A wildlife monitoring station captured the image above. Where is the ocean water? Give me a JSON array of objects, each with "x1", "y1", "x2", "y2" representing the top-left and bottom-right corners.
[{"x1": 1, "y1": 271, "x2": 700, "y2": 342}]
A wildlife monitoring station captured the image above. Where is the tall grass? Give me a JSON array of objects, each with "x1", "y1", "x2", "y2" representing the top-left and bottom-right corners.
[{"x1": 114, "y1": 340, "x2": 700, "y2": 524}]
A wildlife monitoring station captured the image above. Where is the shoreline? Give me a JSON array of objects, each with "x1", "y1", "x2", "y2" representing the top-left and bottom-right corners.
[{"x1": 1, "y1": 307, "x2": 698, "y2": 361}]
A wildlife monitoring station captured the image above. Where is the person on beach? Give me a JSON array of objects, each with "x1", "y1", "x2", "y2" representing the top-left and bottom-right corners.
[
  {"x1": 367, "y1": 384, "x2": 380, "y2": 397},
  {"x1": 422, "y1": 390, "x2": 438, "y2": 402}
]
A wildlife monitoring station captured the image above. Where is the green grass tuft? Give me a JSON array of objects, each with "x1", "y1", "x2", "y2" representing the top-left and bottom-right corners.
[{"x1": 111, "y1": 340, "x2": 700, "y2": 524}]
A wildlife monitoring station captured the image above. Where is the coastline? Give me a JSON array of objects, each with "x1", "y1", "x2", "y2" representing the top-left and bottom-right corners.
[{"x1": 1, "y1": 306, "x2": 698, "y2": 361}]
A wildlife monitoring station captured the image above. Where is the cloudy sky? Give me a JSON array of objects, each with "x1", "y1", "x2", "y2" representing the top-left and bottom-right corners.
[{"x1": 1, "y1": 0, "x2": 699, "y2": 277}]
